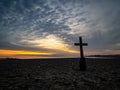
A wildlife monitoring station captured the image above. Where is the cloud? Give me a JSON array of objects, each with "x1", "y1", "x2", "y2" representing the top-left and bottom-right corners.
[{"x1": 0, "y1": 0, "x2": 120, "y2": 58}]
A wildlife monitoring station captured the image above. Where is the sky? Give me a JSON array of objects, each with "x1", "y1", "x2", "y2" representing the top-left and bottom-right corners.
[{"x1": 0, "y1": 0, "x2": 120, "y2": 58}]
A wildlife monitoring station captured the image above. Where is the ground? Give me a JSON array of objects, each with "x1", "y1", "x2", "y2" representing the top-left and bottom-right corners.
[{"x1": 0, "y1": 58, "x2": 120, "y2": 90}]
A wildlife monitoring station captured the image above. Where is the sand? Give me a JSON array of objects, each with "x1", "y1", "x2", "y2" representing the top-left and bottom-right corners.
[{"x1": 0, "y1": 58, "x2": 120, "y2": 90}]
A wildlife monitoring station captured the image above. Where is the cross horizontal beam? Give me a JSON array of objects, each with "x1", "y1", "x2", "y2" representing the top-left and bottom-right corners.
[{"x1": 74, "y1": 43, "x2": 88, "y2": 46}]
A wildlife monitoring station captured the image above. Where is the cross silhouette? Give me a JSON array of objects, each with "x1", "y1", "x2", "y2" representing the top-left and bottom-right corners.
[
  {"x1": 74, "y1": 37, "x2": 88, "y2": 58},
  {"x1": 74, "y1": 36, "x2": 88, "y2": 71}
]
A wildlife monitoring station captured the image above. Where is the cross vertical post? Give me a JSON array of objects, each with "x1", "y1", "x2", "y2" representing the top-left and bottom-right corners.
[
  {"x1": 74, "y1": 36, "x2": 88, "y2": 71},
  {"x1": 79, "y1": 37, "x2": 84, "y2": 58}
]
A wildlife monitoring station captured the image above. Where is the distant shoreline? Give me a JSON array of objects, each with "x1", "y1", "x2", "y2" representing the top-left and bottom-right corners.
[{"x1": 0, "y1": 55, "x2": 119, "y2": 60}]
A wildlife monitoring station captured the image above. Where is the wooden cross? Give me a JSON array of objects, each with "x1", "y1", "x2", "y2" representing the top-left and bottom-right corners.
[
  {"x1": 74, "y1": 36, "x2": 88, "y2": 71},
  {"x1": 74, "y1": 37, "x2": 88, "y2": 58}
]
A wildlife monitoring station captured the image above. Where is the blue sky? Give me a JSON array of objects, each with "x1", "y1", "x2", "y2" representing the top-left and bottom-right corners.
[{"x1": 0, "y1": 0, "x2": 120, "y2": 58}]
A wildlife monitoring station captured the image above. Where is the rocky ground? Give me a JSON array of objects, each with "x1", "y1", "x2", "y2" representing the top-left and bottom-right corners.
[{"x1": 0, "y1": 58, "x2": 120, "y2": 90}]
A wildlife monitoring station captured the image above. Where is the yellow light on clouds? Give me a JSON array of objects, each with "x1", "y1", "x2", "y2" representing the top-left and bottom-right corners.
[{"x1": 27, "y1": 35, "x2": 79, "y2": 53}]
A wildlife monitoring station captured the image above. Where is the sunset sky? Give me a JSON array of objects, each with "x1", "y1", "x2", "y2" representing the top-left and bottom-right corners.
[{"x1": 0, "y1": 0, "x2": 120, "y2": 58}]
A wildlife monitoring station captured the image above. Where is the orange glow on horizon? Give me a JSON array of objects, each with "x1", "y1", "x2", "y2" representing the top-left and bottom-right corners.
[
  {"x1": 0, "y1": 49, "x2": 53, "y2": 58},
  {"x1": 0, "y1": 48, "x2": 79, "y2": 59},
  {"x1": 1, "y1": 49, "x2": 118, "y2": 59}
]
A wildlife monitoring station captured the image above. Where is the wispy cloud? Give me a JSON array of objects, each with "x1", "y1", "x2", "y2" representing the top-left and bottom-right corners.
[{"x1": 0, "y1": 0, "x2": 120, "y2": 58}]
